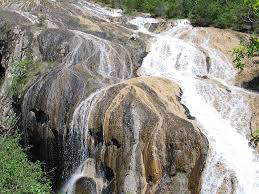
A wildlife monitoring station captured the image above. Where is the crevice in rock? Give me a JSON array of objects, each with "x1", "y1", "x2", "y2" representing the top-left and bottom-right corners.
[
  {"x1": 105, "y1": 138, "x2": 121, "y2": 148},
  {"x1": 111, "y1": 138, "x2": 121, "y2": 148},
  {"x1": 181, "y1": 103, "x2": 195, "y2": 120},
  {"x1": 243, "y1": 76, "x2": 259, "y2": 92},
  {"x1": 88, "y1": 129, "x2": 103, "y2": 145},
  {"x1": 0, "y1": 39, "x2": 7, "y2": 77},
  {"x1": 88, "y1": 128, "x2": 94, "y2": 137},
  {"x1": 206, "y1": 56, "x2": 211, "y2": 73},
  {"x1": 51, "y1": 128, "x2": 58, "y2": 138},
  {"x1": 104, "y1": 166, "x2": 114, "y2": 181},
  {"x1": 96, "y1": 131, "x2": 103, "y2": 144},
  {"x1": 0, "y1": 53, "x2": 5, "y2": 79},
  {"x1": 148, "y1": 175, "x2": 154, "y2": 183},
  {"x1": 30, "y1": 109, "x2": 49, "y2": 124},
  {"x1": 88, "y1": 128, "x2": 94, "y2": 136}
]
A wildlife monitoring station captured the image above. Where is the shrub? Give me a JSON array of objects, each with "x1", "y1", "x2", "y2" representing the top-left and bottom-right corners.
[
  {"x1": 232, "y1": 36, "x2": 259, "y2": 70},
  {"x1": 0, "y1": 134, "x2": 51, "y2": 194}
]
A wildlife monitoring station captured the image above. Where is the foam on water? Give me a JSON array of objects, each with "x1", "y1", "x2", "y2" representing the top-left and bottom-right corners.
[
  {"x1": 138, "y1": 21, "x2": 259, "y2": 194},
  {"x1": 73, "y1": 0, "x2": 122, "y2": 22},
  {"x1": 7, "y1": 1, "x2": 259, "y2": 192},
  {"x1": 128, "y1": 16, "x2": 158, "y2": 35}
]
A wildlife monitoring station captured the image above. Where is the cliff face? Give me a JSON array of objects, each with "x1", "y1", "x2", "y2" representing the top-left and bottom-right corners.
[{"x1": 0, "y1": 0, "x2": 215, "y2": 193}]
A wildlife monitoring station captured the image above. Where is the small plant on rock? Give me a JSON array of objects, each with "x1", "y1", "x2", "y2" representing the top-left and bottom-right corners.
[
  {"x1": 232, "y1": 36, "x2": 259, "y2": 70},
  {"x1": 11, "y1": 59, "x2": 31, "y2": 97}
]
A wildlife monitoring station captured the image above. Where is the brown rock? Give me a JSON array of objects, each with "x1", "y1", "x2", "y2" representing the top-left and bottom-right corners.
[{"x1": 83, "y1": 77, "x2": 209, "y2": 194}]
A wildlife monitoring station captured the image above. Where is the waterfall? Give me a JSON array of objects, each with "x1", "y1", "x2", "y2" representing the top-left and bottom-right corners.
[
  {"x1": 137, "y1": 20, "x2": 259, "y2": 193},
  {"x1": 6, "y1": 0, "x2": 259, "y2": 192},
  {"x1": 61, "y1": 91, "x2": 102, "y2": 194}
]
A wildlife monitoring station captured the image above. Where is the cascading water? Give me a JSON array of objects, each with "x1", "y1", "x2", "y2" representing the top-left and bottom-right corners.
[
  {"x1": 64, "y1": 29, "x2": 133, "y2": 79},
  {"x1": 72, "y1": 0, "x2": 122, "y2": 22},
  {"x1": 61, "y1": 91, "x2": 103, "y2": 193},
  {"x1": 5, "y1": 0, "x2": 259, "y2": 192},
  {"x1": 128, "y1": 16, "x2": 158, "y2": 34},
  {"x1": 137, "y1": 20, "x2": 259, "y2": 193},
  {"x1": 14, "y1": 1, "x2": 135, "y2": 191},
  {"x1": 57, "y1": 12, "x2": 259, "y2": 194}
]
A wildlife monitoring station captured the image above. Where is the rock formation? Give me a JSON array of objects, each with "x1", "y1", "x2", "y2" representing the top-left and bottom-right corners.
[
  {"x1": 71, "y1": 77, "x2": 208, "y2": 194},
  {"x1": 0, "y1": 0, "x2": 212, "y2": 194}
]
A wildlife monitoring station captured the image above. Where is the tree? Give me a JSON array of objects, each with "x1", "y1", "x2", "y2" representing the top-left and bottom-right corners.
[{"x1": 96, "y1": 0, "x2": 258, "y2": 33}]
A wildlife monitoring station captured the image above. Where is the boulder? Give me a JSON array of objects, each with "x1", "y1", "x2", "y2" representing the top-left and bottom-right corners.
[
  {"x1": 75, "y1": 177, "x2": 97, "y2": 194},
  {"x1": 77, "y1": 77, "x2": 209, "y2": 194}
]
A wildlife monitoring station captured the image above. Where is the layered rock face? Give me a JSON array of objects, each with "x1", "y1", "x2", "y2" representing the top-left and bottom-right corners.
[
  {"x1": 0, "y1": 0, "x2": 145, "y2": 188},
  {"x1": 21, "y1": 27, "x2": 140, "y2": 186},
  {"x1": 0, "y1": 1, "x2": 210, "y2": 193},
  {"x1": 70, "y1": 77, "x2": 208, "y2": 194}
]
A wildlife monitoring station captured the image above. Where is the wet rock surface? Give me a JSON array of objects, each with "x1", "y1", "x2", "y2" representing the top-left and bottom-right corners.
[
  {"x1": 78, "y1": 77, "x2": 209, "y2": 194},
  {"x1": 0, "y1": 1, "x2": 210, "y2": 193},
  {"x1": 0, "y1": 0, "x2": 145, "y2": 188}
]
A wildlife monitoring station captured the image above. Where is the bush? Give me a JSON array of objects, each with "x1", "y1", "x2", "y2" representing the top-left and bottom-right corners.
[
  {"x1": 232, "y1": 36, "x2": 259, "y2": 70},
  {"x1": 0, "y1": 134, "x2": 51, "y2": 194}
]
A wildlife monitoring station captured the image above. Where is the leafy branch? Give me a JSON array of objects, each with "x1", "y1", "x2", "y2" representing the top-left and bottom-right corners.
[{"x1": 232, "y1": 36, "x2": 259, "y2": 70}]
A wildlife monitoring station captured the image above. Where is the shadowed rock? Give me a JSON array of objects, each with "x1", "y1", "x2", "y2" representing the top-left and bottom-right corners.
[{"x1": 75, "y1": 177, "x2": 97, "y2": 194}]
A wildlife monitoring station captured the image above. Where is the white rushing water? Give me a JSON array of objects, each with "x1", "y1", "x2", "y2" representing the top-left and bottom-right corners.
[
  {"x1": 128, "y1": 16, "x2": 158, "y2": 35},
  {"x1": 137, "y1": 20, "x2": 259, "y2": 194},
  {"x1": 73, "y1": 0, "x2": 122, "y2": 22},
  {"x1": 10, "y1": 0, "x2": 258, "y2": 192},
  {"x1": 61, "y1": 11, "x2": 259, "y2": 193},
  {"x1": 61, "y1": 90, "x2": 102, "y2": 194}
]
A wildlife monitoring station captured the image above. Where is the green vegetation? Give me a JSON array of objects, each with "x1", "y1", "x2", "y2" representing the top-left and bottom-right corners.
[
  {"x1": 10, "y1": 59, "x2": 52, "y2": 97},
  {"x1": 244, "y1": 0, "x2": 259, "y2": 11},
  {"x1": 231, "y1": 0, "x2": 259, "y2": 70},
  {"x1": 96, "y1": 0, "x2": 259, "y2": 32},
  {"x1": 249, "y1": 129, "x2": 259, "y2": 147},
  {"x1": 252, "y1": 129, "x2": 259, "y2": 137},
  {"x1": 0, "y1": 117, "x2": 17, "y2": 131},
  {"x1": 0, "y1": 133, "x2": 51, "y2": 194},
  {"x1": 232, "y1": 37, "x2": 259, "y2": 70},
  {"x1": 11, "y1": 60, "x2": 32, "y2": 97}
]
